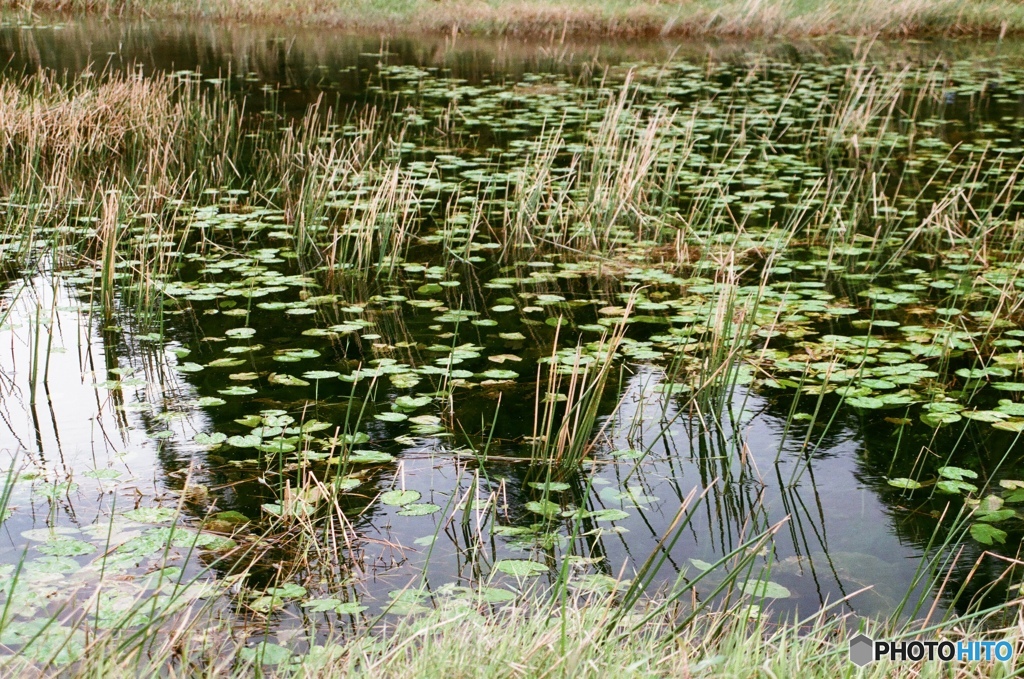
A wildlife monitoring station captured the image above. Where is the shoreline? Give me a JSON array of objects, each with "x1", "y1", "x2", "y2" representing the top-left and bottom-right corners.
[{"x1": 3, "y1": 0, "x2": 1023, "y2": 40}]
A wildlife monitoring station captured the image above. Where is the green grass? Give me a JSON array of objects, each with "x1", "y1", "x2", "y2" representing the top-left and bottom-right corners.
[
  {"x1": 5, "y1": 591, "x2": 1020, "y2": 677},
  {"x1": 4, "y1": 0, "x2": 1024, "y2": 39}
]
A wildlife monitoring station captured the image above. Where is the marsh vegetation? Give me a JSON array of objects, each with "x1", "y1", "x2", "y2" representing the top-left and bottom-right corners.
[
  {"x1": 0, "y1": 19, "x2": 1023, "y2": 678},
  {"x1": 3, "y1": 0, "x2": 1024, "y2": 39}
]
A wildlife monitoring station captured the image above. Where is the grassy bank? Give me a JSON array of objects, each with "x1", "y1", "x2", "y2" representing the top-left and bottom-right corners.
[
  {"x1": 4, "y1": 589, "x2": 1021, "y2": 677},
  {"x1": 4, "y1": 0, "x2": 1024, "y2": 39}
]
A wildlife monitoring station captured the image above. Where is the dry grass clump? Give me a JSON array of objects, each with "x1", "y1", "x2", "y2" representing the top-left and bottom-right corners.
[{"x1": 0, "y1": 73, "x2": 181, "y2": 160}]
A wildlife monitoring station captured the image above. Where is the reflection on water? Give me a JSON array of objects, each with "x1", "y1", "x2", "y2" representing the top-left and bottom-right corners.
[{"x1": 2, "y1": 259, "x2": 1010, "y2": 624}]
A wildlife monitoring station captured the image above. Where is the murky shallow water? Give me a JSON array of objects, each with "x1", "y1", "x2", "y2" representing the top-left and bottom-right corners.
[{"x1": 1, "y1": 16, "x2": 1024, "y2": 664}]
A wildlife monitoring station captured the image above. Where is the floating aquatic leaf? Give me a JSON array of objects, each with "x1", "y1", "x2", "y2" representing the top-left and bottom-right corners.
[
  {"x1": 38, "y1": 537, "x2": 96, "y2": 557},
  {"x1": 347, "y1": 450, "x2": 394, "y2": 464},
  {"x1": 264, "y1": 583, "x2": 307, "y2": 599},
  {"x1": 970, "y1": 523, "x2": 1007, "y2": 545},
  {"x1": 920, "y1": 411, "x2": 961, "y2": 427},
  {"x1": 335, "y1": 601, "x2": 369, "y2": 615},
  {"x1": 194, "y1": 432, "x2": 228, "y2": 446},
  {"x1": 83, "y1": 468, "x2": 122, "y2": 480},
  {"x1": 0, "y1": 620, "x2": 83, "y2": 664},
  {"x1": 239, "y1": 643, "x2": 292, "y2": 666},
  {"x1": 961, "y1": 410, "x2": 1008, "y2": 423},
  {"x1": 488, "y1": 354, "x2": 522, "y2": 364},
  {"x1": 380, "y1": 490, "x2": 421, "y2": 506},
  {"x1": 390, "y1": 374, "x2": 422, "y2": 389},
  {"x1": 20, "y1": 527, "x2": 78, "y2": 542},
  {"x1": 587, "y1": 509, "x2": 629, "y2": 522},
  {"x1": 227, "y1": 434, "x2": 261, "y2": 448},
  {"x1": 303, "y1": 370, "x2": 340, "y2": 380},
  {"x1": 481, "y1": 369, "x2": 518, "y2": 380},
  {"x1": 207, "y1": 358, "x2": 245, "y2": 368},
  {"x1": 219, "y1": 386, "x2": 257, "y2": 396},
  {"x1": 525, "y1": 500, "x2": 561, "y2": 517},
  {"x1": 302, "y1": 598, "x2": 344, "y2": 613},
  {"x1": 477, "y1": 587, "x2": 516, "y2": 603},
  {"x1": 527, "y1": 482, "x2": 571, "y2": 492},
  {"x1": 336, "y1": 432, "x2": 370, "y2": 445},
  {"x1": 938, "y1": 466, "x2": 978, "y2": 481},
  {"x1": 845, "y1": 396, "x2": 884, "y2": 409},
  {"x1": 887, "y1": 478, "x2": 922, "y2": 490},
  {"x1": 494, "y1": 559, "x2": 547, "y2": 577},
  {"x1": 395, "y1": 395, "x2": 431, "y2": 409},
  {"x1": 936, "y1": 480, "x2": 978, "y2": 494},
  {"x1": 124, "y1": 507, "x2": 178, "y2": 522},
  {"x1": 259, "y1": 440, "x2": 296, "y2": 454},
  {"x1": 740, "y1": 580, "x2": 791, "y2": 599},
  {"x1": 397, "y1": 503, "x2": 441, "y2": 516},
  {"x1": 34, "y1": 483, "x2": 78, "y2": 499},
  {"x1": 269, "y1": 373, "x2": 310, "y2": 387},
  {"x1": 31, "y1": 556, "x2": 80, "y2": 574}
]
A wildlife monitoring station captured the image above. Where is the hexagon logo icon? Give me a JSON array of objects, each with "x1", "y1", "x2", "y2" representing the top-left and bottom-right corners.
[{"x1": 849, "y1": 633, "x2": 875, "y2": 667}]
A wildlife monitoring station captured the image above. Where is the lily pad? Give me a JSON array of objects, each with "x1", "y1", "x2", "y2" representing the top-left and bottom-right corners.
[
  {"x1": 887, "y1": 478, "x2": 922, "y2": 490},
  {"x1": 124, "y1": 507, "x2": 179, "y2": 522},
  {"x1": 739, "y1": 580, "x2": 791, "y2": 599},
  {"x1": 494, "y1": 559, "x2": 548, "y2": 577},
  {"x1": 970, "y1": 523, "x2": 1007, "y2": 545},
  {"x1": 397, "y1": 503, "x2": 441, "y2": 516},
  {"x1": 395, "y1": 395, "x2": 432, "y2": 409},
  {"x1": 380, "y1": 490, "x2": 422, "y2": 506}
]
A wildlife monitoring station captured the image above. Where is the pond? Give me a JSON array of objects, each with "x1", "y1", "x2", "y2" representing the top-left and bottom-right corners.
[{"x1": 1, "y1": 17, "x2": 1023, "y2": 665}]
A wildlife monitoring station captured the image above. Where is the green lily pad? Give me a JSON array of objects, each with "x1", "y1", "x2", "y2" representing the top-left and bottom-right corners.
[
  {"x1": 347, "y1": 450, "x2": 394, "y2": 464},
  {"x1": 397, "y1": 503, "x2": 441, "y2": 516},
  {"x1": 38, "y1": 537, "x2": 96, "y2": 557},
  {"x1": 395, "y1": 395, "x2": 432, "y2": 409},
  {"x1": 194, "y1": 432, "x2": 228, "y2": 446},
  {"x1": 269, "y1": 373, "x2": 310, "y2": 387},
  {"x1": 239, "y1": 642, "x2": 292, "y2": 666},
  {"x1": 380, "y1": 490, "x2": 421, "y2": 506},
  {"x1": 969, "y1": 523, "x2": 1007, "y2": 545},
  {"x1": 124, "y1": 507, "x2": 179, "y2": 522},
  {"x1": 494, "y1": 559, "x2": 547, "y2": 577},
  {"x1": 887, "y1": 478, "x2": 922, "y2": 490},
  {"x1": 739, "y1": 580, "x2": 791, "y2": 599},
  {"x1": 938, "y1": 466, "x2": 978, "y2": 481},
  {"x1": 303, "y1": 370, "x2": 340, "y2": 380},
  {"x1": 83, "y1": 469, "x2": 122, "y2": 480},
  {"x1": 525, "y1": 500, "x2": 561, "y2": 517}
]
